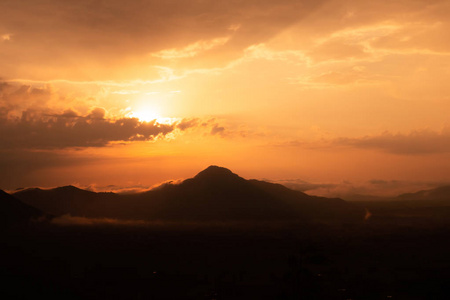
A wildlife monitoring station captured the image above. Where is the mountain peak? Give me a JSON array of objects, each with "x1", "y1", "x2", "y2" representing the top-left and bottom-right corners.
[
  {"x1": 55, "y1": 185, "x2": 83, "y2": 191},
  {"x1": 194, "y1": 165, "x2": 237, "y2": 179}
]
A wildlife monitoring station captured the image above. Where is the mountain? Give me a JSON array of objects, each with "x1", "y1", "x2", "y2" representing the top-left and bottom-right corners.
[
  {"x1": 14, "y1": 166, "x2": 365, "y2": 222},
  {"x1": 14, "y1": 185, "x2": 120, "y2": 217},
  {"x1": 397, "y1": 185, "x2": 450, "y2": 202},
  {"x1": 0, "y1": 189, "x2": 46, "y2": 228},
  {"x1": 338, "y1": 193, "x2": 395, "y2": 202}
]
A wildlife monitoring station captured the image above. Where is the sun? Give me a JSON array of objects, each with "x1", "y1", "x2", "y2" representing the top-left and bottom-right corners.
[
  {"x1": 128, "y1": 94, "x2": 181, "y2": 124},
  {"x1": 129, "y1": 96, "x2": 163, "y2": 122},
  {"x1": 130, "y1": 102, "x2": 179, "y2": 125},
  {"x1": 130, "y1": 109, "x2": 160, "y2": 122}
]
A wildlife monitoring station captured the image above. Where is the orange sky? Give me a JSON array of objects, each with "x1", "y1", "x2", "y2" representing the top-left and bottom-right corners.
[{"x1": 1, "y1": 0, "x2": 450, "y2": 196}]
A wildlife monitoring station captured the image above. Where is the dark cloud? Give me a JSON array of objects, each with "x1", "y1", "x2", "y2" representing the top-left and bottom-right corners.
[
  {"x1": 0, "y1": 110, "x2": 226, "y2": 149},
  {"x1": 176, "y1": 118, "x2": 200, "y2": 130},
  {"x1": 334, "y1": 129, "x2": 450, "y2": 154},
  {"x1": 177, "y1": 117, "x2": 228, "y2": 137},
  {"x1": 0, "y1": 83, "x2": 226, "y2": 149},
  {"x1": 0, "y1": 108, "x2": 179, "y2": 149},
  {"x1": 210, "y1": 124, "x2": 226, "y2": 136}
]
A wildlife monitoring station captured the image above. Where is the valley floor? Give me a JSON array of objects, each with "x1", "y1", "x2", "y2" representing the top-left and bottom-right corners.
[{"x1": 2, "y1": 217, "x2": 450, "y2": 300}]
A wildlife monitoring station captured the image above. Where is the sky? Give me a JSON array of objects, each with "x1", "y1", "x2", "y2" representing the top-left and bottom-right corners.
[{"x1": 1, "y1": 0, "x2": 450, "y2": 197}]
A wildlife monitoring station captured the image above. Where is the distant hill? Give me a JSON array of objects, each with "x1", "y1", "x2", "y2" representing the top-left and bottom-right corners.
[
  {"x1": 334, "y1": 193, "x2": 394, "y2": 202},
  {"x1": 0, "y1": 189, "x2": 46, "y2": 228},
  {"x1": 397, "y1": 185, "x2": 450, "y2": 202},
  {"x1": 14, "y1": 185, "x2": 120, "y2": 217},
  {"x1": 14, "y1": 166, "x2": 365, "y2": 222}
]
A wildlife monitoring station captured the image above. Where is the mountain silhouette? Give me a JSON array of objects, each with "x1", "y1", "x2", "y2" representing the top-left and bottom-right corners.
[
  {"x1": 0, "y1": 189, "x2": 46, "y2": 228},
  {"x1": 14, "y1": 185, "x2": 120, "y2": 217},
  {"x1": 14, "y1": 166, "x2": 365, "y2": 222},
  {"x1": 194, "y1": 165, "x2": 236, "y2": 179},
  {"x1": 397, "y1": 185, "x2": 450, "y2": 202}
]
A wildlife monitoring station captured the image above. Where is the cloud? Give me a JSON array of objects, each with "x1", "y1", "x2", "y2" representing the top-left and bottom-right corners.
[
  {"x1": 0, "y1": 82, "x2": 56, "y2": 114},
  {"x1": 1, "y1": 33, "x2": 11, "y2": 41},
  {"x1": 210, "y1": 124, "x2": 226, "y2": 136},
  {"x1": 51, "y1": 214, "x2": 149, "y2": 226},
  {"x1": 0, "y1": 83, "x2": 229, "y2": 149},
  {"x1": 278, "y1": 127, "x2": 450, "y2": 155},
  {"x1": 294, "y1": 69, "x2": 376, "y2": 86},
  {"x1": 176, "y1": 118, "x2": 200, "y2": 131},
  {"x1": 276, "y1": 179, "x2": 336, "y2": 192},
  {"x1": 82, "y1": 180, "x2": 182, "y2": 194},
  {"x1": 153, "y1": 36, "x2": 231, "y2": 59},
  {"x1": 175, "y1": 117, "x2": 231, "y2": 138},
  {"x1": 0, "y1": 0, "x2": 327, "y2": 80},
  {"x1": 265, "y1": 0, "x2": 450, "y2": 78},
  {"x1": 308, "y1": 39, "x2": 368, "y2": 62},
  {"x1": 0, "y1": 108, "x2": 179, "y2": 149},
  {"x1": 370, "y1": 20, "x2": 450, "y2": 55},
  {"x1": 50, "y1": 215, "x2": 309, "y2": 230},
  {"x1": 111, "y1": 90, "x2": 140, "y2": 95},
  {"x1": 3, "y1": 0, "x2": 449, "y2": 85},
  {"x1": 88, "y1": 185, "x2": 152, "y2": 195},
  {"x1": 0, "y1": 111, "x2": 226, "y2": 149},
  {"x1": 282, "y1": 178, "x2": 447, "y2": 199},
  {"x1": 334, "y1": 128, "x2": 450, "y2": 154}
]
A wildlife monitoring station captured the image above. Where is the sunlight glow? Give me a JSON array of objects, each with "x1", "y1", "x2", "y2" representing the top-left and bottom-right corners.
[
  {"x1": 131, "y1": 112, "x2": 179, "y2": 125},
  {"x1": 128, "y1": 91, "x2": 183, "y2": 124},
  {"x1": 130, "y1": 105, "x2": 179, "y2": 125},
  {"x1": 130, "y1": 95, "x2": 164, "y2": 122},
  {"x1": 130, "y1": 109, "x2": 161, "y2": 122}
]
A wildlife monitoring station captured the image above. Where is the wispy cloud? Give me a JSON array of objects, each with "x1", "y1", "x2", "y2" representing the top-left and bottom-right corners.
[
  {"x1": 51, "y1": 214, "x2": 149, "y2": 226},
  {"x1": 153, "y1": 37, "x2": 231, "y2": 59},
  {"x1": 275, "y1": 127, "x2": 450, "y2": 155},
  {"x1": 111, "y1": 90, "x2": 141, "y2": 95},
  {"x1": 278, "y1": 178, "x2": 448, "y2": 199},
  {"x1": 334, "y1": 128, "x2": 450, "y2": 154},
  {"x1": 1, "y1": 33, "x2": 11, "y2": 41}
]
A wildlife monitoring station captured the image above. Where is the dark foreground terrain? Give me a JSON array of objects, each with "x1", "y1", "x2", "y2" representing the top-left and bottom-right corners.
[
  {"x1": 2, "y1": 217, "x2": 450, "y2": 300},
  {"x1": 2, "y1": 169, "x2": 450, "y2": 299}
]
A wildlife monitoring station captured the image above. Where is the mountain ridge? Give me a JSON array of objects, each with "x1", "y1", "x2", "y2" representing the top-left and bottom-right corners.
[
  {"x1": 0, "y1": 189, "x2": 47, "y2": 228},
  {"x1": 397, "y1": 185, "x2": 450, "y2": 202},
  {"x1": 13, "y1": 166, "x2": 365, "y2": 222}
]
